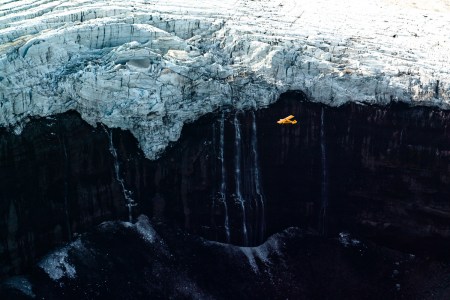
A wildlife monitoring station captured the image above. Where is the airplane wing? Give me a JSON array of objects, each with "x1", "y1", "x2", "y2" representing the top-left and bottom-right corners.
[{"x1": 277, "y1": 115, "x2": 297, "y2": 124}]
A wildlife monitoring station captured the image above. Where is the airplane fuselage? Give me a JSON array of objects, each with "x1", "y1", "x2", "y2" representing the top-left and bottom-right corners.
[{"x1": 277, "y1": 115, "x2": 297, "y2": 124}]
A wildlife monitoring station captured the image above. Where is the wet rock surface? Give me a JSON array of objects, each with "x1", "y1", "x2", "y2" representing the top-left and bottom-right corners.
[
  {"x1": 1, "y1": 92, "x2": 450, "y2": 297},
  {"x1": 0, "y1": 114, "x2": 127, "y2": 277},
  {"x1": 146, "y1": 91, "x2": 450, "y2": 255}
]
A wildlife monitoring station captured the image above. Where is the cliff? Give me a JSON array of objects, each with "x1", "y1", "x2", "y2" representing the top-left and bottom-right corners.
[{"x1": 2, "y1": 94, "x2": 450, "y2": 277}]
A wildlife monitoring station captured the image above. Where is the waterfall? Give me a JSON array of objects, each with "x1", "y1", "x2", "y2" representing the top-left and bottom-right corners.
[
  {"x1": 400, "y1": 129, "x2": 404, "y2": 145},
  {"x1": 211, "y1": 122, "x2": 217, "y2": 234},
  {"x1": 251, "y1": 111, "x2": 265, "y2": 244},
  {"x1": 102, "y1": 125, "x2": 137, "y2": 222},
  {"x1": 234, "y1": 112, "x2": 248, "y2": 245},
  {"x1": 319, "y1": 107, "x2": 328, "y2": 235},
  {"x1": 59, "y1": 135, "x2": 72, "y2": 240},
  {"x1": 219, "y1": 113, "x2": 231, "y2": 243}
]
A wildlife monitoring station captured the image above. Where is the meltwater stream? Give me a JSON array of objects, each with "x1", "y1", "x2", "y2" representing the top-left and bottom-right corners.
[
  {"x1": 58, "y1": 135, "x2": 72, "y2": 240},
  {"x1": 212, "y1": 110, "x2": 266, "y2": 245},
  {"x1": 319, "y1": 107, "x2": 328, "y2": 236},
  {"x1": 251, "y1": 111, "x2": 265, "y2": 244},
  {"x1": 234, "y1": 112, "x2": 249, "y2": 246},
  {"x1": 219, "y1": 112, "x2": 231, "y2": 243},
  {"x1": 102, "y1": 125, "x2": 137, "y2": 222}
]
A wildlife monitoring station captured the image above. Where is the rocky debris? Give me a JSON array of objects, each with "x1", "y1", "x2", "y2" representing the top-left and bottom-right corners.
[
  {"x1": 2, "y1": 215, "x2": 450, "y2": 299},
  {"x1": 0, "y1": 215, "x2": 448, "y2": 299},
  {"x1": 1, "y1": 0, "x2": 449, "y2": 159}
]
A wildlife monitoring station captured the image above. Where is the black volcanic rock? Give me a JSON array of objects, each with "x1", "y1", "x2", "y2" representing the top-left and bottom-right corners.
[
  {"x1": 2, "y1": 215, "x2": 450, "y2": 299},
  {"x1": 1, "y1": 92, "x2": 450, "y2": 288},
  {"x1": 0, "y1": 113, "x2": 128, "y2": 278},
  {"x1": 146, "y1": 92, "x2": 450, "y2": 256}
]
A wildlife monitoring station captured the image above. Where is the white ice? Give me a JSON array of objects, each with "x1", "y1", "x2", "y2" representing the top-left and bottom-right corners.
[{"x1": 1, "y1": 0, "x2": 449, "y2": 159}]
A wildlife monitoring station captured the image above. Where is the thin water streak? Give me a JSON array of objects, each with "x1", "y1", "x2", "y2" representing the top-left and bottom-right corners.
[
  {"x1": 59, "y1": 135, "x2": 72, "y2": 240},
  {"x1": 219, "y1": 112, "x2": 231, "y2": 242},
  {"x1": 251, "y1": 111, "x2": 265, "y2": 243},
  {"x1": 234, "y1": 112, "x2": 248, "y2": 245},
  {"x1": 320, "y1": 107, "x2": 328, "y2": 235},
  {"x1": 102, "y1": 125, "x2": 137, "y2": 222}
]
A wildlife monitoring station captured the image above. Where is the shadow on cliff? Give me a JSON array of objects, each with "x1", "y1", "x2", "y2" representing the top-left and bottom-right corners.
[
  {"x1": 1, "y1": 91, "x2": 450, "y2": 281},
  {"x1": 2, "y1": 215, "x2": 450, "y2": 300}
]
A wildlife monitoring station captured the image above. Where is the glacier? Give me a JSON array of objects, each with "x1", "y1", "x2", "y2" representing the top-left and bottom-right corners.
[{"x1": 1, "y1": 0, "x2": 449, "y2": 159}]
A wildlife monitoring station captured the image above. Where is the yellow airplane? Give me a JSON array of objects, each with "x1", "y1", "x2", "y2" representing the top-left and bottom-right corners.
[{"x1": 277, "y1": 115, "x2": 297, "y2": 125}]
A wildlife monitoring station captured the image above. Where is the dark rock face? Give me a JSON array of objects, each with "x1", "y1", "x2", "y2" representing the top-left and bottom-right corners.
[
  {"x1": 149, "y1": 92, "x2": 450, "y2": 256},
  {"x1": 1, "y1": 91, "x2": 450, "y2": 284},
  {"x1": 321, "y1": 100, "x2": 450, "y2": 258},
  {"x1": 0, "y1": 114, "x2": 127, "y2": 277}
]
